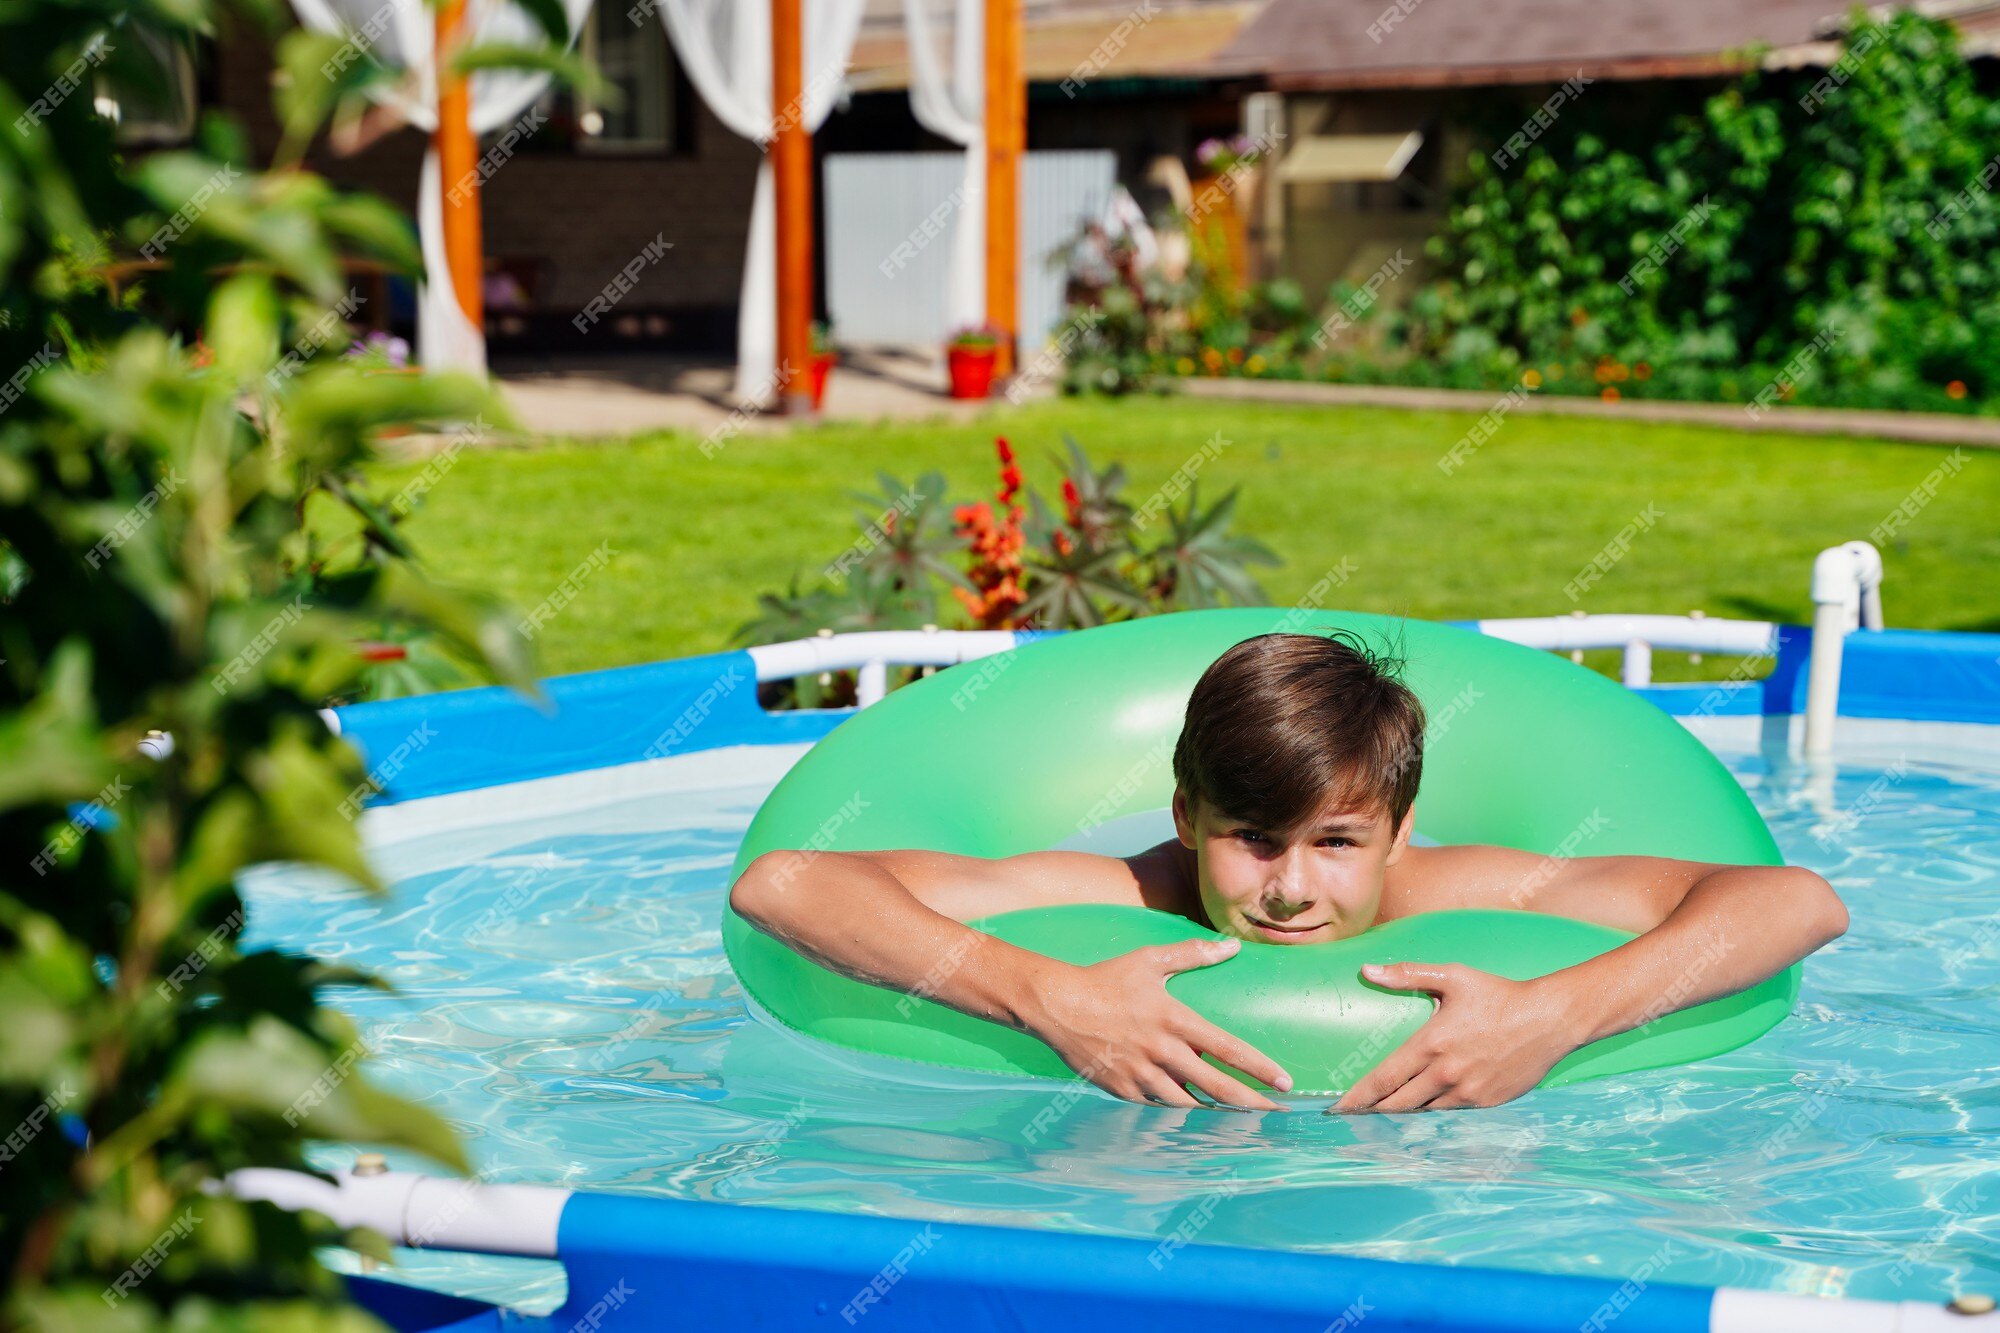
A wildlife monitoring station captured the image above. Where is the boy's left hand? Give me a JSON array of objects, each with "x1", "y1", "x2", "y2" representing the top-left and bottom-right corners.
[{"x1": 1332, "y1": 962, "x2": 1582, "y2": 1113}]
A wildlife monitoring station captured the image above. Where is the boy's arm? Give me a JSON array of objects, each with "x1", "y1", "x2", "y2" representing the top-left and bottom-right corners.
[
  {"x1": 729, "y1": 847, "x2": 1293, "y2": 1110},
  {"x1": 1338, "y1": 849, "x2": 1847, "y2": 1113}
]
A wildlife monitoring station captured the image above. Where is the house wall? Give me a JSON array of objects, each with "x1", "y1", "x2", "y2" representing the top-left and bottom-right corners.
[
  {"x1": 1269, "y1": 89, "x2": 1458, "y2": 307},
  {"x1": 209, "y1": 22, "x2": 761, "y2": 342}
]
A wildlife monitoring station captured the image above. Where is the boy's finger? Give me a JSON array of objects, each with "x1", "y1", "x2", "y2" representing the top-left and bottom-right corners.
[
  {"x1": 1372, "y1": 1066, "x2": 1449, "y2": 1113},
  {"x1": 1332, "y1": 1044, "x2": 1427, "y2": 1113},
  {"x1": 1179, "y1": 1011, "x2": 1293, "y2": 1093},
  {"x1": 1137, "y1": 1071, "x2": 1200, "y2": 1108},
  {"x1": 1166, "y1": 1050, "x2": 1283, "y2": 1112},
  {"x1": 1360, "y1": 961, "x2": 1461, "y2": 995},
  {"x1": 1147, "y1": 936, "x2": 1241, "y2": 976}
]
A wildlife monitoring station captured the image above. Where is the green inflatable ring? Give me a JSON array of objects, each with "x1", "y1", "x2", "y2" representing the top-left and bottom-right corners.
[{"x1": 725, "y1": 609, "x2": 1799, "y2": 1096}]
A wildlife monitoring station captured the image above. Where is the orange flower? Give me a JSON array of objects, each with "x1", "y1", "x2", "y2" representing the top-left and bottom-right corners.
[
  {"x1": 1946, "y1": 380, "x2": 1969, "y2": 400},
  {"x1": 1633, "y1": 362, "x2": 1653, "y2": 381},
  {"x1": 1522, "y1": 369, "x2": 1543, "y2": 389},
  {"x1": 955, "y1": 441, "x2": 1031, "y2": 629},
  {"x1": 1601, "y1": 386, "x2": 1621, "y2": 403}
]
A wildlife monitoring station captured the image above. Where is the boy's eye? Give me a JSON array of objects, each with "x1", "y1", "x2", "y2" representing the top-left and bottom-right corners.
[
  {"x1": 1232, "y1": 829, "x2": 1268, "y2": 844},
  {"x1": 1320, "y1": 837, "x2": 1352, "y2": 849}
]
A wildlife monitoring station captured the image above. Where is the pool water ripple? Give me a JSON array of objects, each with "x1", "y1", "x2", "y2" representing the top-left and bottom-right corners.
[{"x1": 241, "y1": 732, "x2": 2000, "y2": 1309}]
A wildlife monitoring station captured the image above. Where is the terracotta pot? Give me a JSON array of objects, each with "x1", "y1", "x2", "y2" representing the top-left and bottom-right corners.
[
  {"x1": 809, "y1": 352, "x2": 835, "y2": 410},
  {"x1": 947, "y1": 343, "x2": 998, "y2": 399}
]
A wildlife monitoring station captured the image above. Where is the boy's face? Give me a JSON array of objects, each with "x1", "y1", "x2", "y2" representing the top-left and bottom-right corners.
[{"x1": 1170, "y1": 786, "x2": 1414, "y2": 945}]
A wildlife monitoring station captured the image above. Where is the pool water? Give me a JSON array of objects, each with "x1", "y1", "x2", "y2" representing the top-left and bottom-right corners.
[{"x1": 242, "y1": 723, "x2": 2000, "y2": 1311}]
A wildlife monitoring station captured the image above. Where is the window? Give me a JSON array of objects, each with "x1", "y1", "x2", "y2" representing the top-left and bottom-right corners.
[
  {"x1": 97, "y1": 22, "x2": 199, "y2": 146},
  {"x1": 578, "y1": 6, "x2": 680, "y2": 153}
]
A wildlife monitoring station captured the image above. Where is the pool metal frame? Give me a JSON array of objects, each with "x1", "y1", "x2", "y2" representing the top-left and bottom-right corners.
[{"x1": 278, "y1": 609, "x2": 2000, "y2": 1333}]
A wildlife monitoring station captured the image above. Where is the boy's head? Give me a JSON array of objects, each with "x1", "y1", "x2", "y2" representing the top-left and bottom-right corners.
[{"x1": 1170, "y1": 631, "x2": 1425, "y2": 945}]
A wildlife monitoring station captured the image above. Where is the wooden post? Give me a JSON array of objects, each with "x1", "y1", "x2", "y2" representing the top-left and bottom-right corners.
[
  {"x1": 434, "y1": 0, "x2": 483, "y2": 333},
  {"x1": 772, "y1": 0, "x2": 814, "y2": 415},
  {"x1": 984, "y1": 0, "x2": 1023, "y2": 381}
]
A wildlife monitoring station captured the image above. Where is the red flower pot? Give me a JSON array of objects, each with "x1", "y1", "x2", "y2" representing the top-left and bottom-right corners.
[
  {"x1": 809, "y1": 352, "x2": 835, "y2": 410},
  {"x1": 948, "y1": 344, "x2": 999, "y2": 399}
]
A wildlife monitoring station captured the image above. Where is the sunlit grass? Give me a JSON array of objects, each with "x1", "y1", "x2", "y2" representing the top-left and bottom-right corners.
[{"x1": 369, "y1": 396, "x2": 2000, "y2": 680}]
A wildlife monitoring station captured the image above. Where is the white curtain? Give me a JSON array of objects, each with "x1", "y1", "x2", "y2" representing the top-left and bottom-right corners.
[
  {"x1": 901, "y1": 0, "x2": 983, "y2": 334},
  {"x1": 659, "y1": 0, "x2": 866, "y2": 403},
  {"x1": 287, "y1": 0, "x2": 596, "y2": 373}
]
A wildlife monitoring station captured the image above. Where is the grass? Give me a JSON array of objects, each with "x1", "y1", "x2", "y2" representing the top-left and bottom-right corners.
[{"x1": 369, "y1": 396, "x2": 2000, "y2": 680}]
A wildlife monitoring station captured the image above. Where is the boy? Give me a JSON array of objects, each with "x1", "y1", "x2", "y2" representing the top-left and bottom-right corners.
[{"x1": 730, "y1": 632, "x2": 1847, "y2": 1114}]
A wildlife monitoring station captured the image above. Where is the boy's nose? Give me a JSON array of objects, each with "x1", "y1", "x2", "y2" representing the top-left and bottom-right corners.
[{"x1": 1262, "y1": 888, "x2": 1315, "y2": 920}]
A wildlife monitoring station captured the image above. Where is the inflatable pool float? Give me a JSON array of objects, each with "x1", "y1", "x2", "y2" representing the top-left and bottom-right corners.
[{"x1": 724, "y1": 609, "x2": 1799, "y2": 1096}]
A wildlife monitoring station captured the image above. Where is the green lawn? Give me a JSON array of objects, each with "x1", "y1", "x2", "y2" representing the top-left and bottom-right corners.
[{"x1": 372, "y1": 397, "x2": 2000, "y2": 680}]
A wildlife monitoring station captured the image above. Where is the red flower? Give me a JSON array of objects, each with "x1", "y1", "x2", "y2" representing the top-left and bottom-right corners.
[
  {"x1": 1061, "y1": 476, "x2": 1083, "y2": 520},
  {"x1": 942, "y1": 437, "x2": 1040, "y2": 627}
]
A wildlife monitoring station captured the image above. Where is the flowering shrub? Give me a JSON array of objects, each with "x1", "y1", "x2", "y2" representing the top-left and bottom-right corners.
[
  {"x1": 951, "y1": 436, "x2": 1028, "y2": 627},
  {"x1": 737, "y1": 435, "x2": 1280, "y2": 703}
]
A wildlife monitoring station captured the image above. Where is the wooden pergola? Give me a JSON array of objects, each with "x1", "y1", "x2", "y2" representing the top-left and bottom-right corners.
[{"x1": 432, "y1": 0, "x2": 1027, "y2": 414}]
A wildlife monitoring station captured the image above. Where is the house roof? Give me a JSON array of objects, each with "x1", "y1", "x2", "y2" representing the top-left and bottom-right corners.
[
  {"x1": 1207, "y1": 0, "x2": 2000, "y2": 90},
  {"x1": 847, "y1": 0, "x2": 1268, "y2": 93}
]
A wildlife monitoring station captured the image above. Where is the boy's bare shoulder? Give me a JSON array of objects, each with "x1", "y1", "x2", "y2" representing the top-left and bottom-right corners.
[
  {"x1": 1378, "y1": 842, "x2": 1549, "y2": 919},
  {"x1": 857, "y1": 841, "x2": 1190, "y2": 923}
]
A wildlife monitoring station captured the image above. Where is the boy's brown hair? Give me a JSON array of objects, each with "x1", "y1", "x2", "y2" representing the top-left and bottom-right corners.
[{"x1": 1172, "y1": 630, "x2": 1426, "y2": 834}]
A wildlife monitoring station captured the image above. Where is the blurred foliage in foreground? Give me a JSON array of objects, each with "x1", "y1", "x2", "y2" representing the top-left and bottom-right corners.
[
  {"x1": 0, "y1": 0, "x2": 552, "y2": 1327},
  {"x1": 1063, "y1": 9, "x2": 2000, "y2": 417}
]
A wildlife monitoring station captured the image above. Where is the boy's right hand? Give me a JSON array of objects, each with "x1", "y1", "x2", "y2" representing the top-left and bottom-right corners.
[{"x1": 1021, "y1": 937, "x2": 1293, "y2": 1111}]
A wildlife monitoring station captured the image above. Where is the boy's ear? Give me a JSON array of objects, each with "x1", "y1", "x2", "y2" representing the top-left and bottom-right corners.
[
  {"x1": 1171, "y1": 788, "x2": 1198, "y2": 848},
  {"x1": 1385, "y1": 803, "x2": 1417, "y2": 865}
]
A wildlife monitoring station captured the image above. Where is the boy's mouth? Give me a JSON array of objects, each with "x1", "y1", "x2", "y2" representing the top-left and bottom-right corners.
[{"x1": 1243, "y1": 914, "x2": 1328, "y2": 943}]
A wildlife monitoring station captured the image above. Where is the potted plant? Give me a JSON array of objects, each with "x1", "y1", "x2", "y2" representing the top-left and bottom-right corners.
[
  {"x1": 947, "y1": 324, "x2": 1004, "y2": 399},
  {"x1": 809, "y1": 320, "x2": 836, "y2": 410},
  {"x1": 343, "y1": 330, "x2": 414, "y2": 374}
]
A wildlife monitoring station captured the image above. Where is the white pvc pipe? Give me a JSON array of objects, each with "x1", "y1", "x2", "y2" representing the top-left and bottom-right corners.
[
  {"x1": 222, "y1": 1167, "x2": 570, "y2": 1257},
  {"x1": 856, "y1": 659, "x2": 889, "y2": 708},
  {"x1": 1621, "y1": 638, "x2": 1653, "y2": 689},
  {"x1": 1478, "y1": 614, "x2": 1777, "y2": 657},
  {"x1": 1710, "y1": 1286, "x2": 1996, "y2": 1331},
  {"x1": 1803, "y1": 541, "x2": 1885, "y2": 757},
  {"x1": 746, "y1": 628, "x2": 1022, "y2": 681},
  {"x1": 1804, "y1": 598, "x2": 1849, "y2": 758}
]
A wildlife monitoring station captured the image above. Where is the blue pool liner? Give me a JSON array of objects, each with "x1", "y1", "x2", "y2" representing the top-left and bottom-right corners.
[
  {"x1": 336, "y1": 623, "x2": 2000, "y2": 806},
  {"x1": 323, "y1": 619, "x2": 2000, "y2": 1332},
  {"x1": 350, "y1": 1192, "x2": 1715, "y2": 1333}
]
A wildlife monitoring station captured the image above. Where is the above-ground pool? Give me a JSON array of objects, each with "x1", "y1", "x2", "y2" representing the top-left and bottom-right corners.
[{"x1": 245, "y1": 711, "x2": 2000, "y2": 1317}]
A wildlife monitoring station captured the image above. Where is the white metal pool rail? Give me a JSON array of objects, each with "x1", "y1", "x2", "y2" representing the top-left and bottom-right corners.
[{"x1": 742, "y1": 543, "x2": 1886, "y2": 753}]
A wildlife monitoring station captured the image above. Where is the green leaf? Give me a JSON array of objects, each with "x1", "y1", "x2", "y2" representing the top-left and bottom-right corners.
[{"x1": 168, "y1": 1017, "x2": 468, "y2": 1172}]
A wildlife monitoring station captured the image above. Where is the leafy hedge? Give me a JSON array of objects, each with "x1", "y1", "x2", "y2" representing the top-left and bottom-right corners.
[
  {"x1": 1068, "y1": 9, "x2": 2000, "y2": 415},
  {"x1": 1407, "y1": 8, "x2": 2000, "y2": 411}
]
